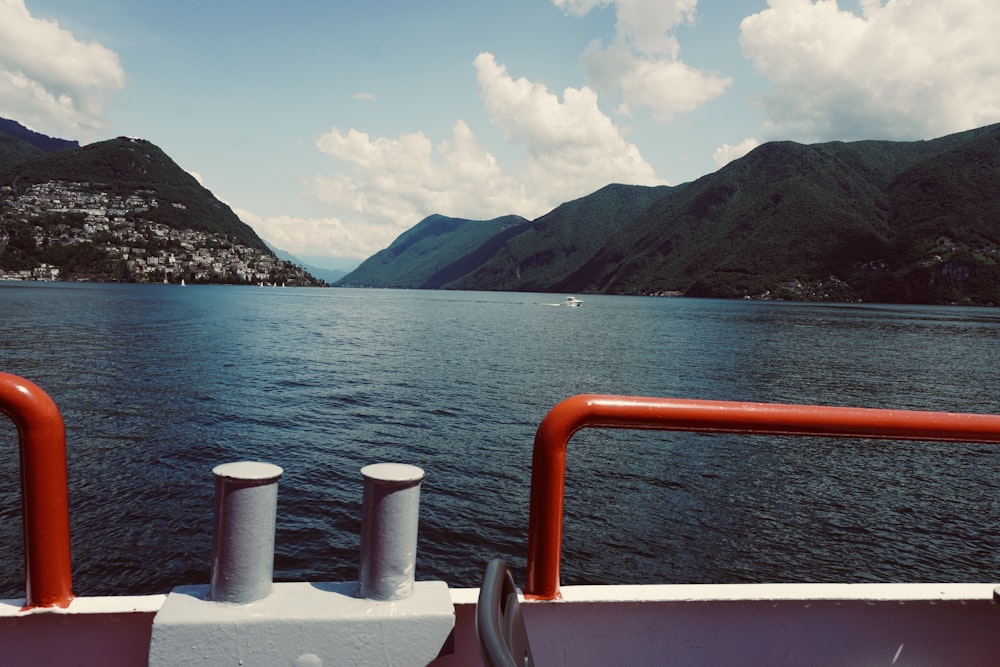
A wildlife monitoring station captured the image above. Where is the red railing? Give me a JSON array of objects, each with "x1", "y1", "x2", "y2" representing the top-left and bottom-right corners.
[
  {"x1": 525, "y1": 394, "x2": 1000, "y2": 600},
  {"x1": 0, "y1": 373, "x2": 74, "y2": 608}
]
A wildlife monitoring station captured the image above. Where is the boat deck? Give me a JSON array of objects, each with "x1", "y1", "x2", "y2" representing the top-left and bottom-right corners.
[{"x1": 2, "y1": 583, "x2": 998, "y2": 665}]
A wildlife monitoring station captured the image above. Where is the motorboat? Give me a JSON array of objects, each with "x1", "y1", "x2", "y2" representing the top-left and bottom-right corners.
[{"x1": 562, "y1": 296, "x2": 583, "y2": 307}]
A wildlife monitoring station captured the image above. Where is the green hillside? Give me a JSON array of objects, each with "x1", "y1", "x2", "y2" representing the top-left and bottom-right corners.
[
  {"x1": 445, "y1": 183, "x2": 672, "y2": 291},
  {"x1": 338, "y1": 123, "x2": 1000, "y2": 305},
  {"x1": 337, "y1": 214, "x2": 529, "y2": 288},
  {"x1": 0, "y1": 123, "x2": 322, "y2": 285},
  {"x1": 572, "y1": 140, "x2": 895, "y2": 297},
  {"x1": 0, "y1": 136, "x2": 266, "y2": 250},
  {"x1": 850, "y1": 128, "x2": 1000, "y2": 304},
  {"x1": 0, "y1": 133, "x2": 46, "y2": 169},
  {"x1": 0, "y1": 118, "x2": 78, "y2": 166}
]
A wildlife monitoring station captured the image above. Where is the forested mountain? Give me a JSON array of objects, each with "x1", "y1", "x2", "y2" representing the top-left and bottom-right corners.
[
  {"x1": 447, "y1": 183, "x2": 672, "y2": 292},
  {"x1": 338, "y1": 124, "x2": 1000, "y2": 305},
  {"x1": 0, "y1": 119, "x2": 321, "y2": 285},
  {"x1": 341, "y1": 214, "x2": 530, "y2": 289},
  {"x1": 0, "y1": 118, "x2": 78, "y2": 162},
  {"x1": 0, "y1": 132, "x2": 265, "y2": 251}
]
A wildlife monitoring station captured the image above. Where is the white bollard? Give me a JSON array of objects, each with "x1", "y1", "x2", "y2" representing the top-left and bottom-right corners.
[
  {"x1": 358, "y1": 463, "x2": 425, "y2": 600},
  {"x1": 210, "y1": 461, "x2": 283, "y2": 603}
]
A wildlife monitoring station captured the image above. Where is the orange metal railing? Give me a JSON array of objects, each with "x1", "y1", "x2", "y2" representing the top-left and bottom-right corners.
[
  {"x1": 0, "y1": 373, "x2": 74, "y2": 608},
  {"x1": 525, "y1": 394, "x2": 1000, "y2": 600}
]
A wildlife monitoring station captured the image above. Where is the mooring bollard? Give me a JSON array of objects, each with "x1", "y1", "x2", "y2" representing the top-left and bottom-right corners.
[
  {"x1": 150, "y1": 460, "x2": 455, "y2": 666},
  {"x1": 358, "y1": 462, "x2": 425, "y2": 600},
  {"x1": 210, "y1": 461, "x2": 283, "y2": 603}
]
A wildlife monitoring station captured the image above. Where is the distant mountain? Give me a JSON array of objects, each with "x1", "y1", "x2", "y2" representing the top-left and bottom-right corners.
[
  {"x1": 0, "y1": 118, "x2": 79, "y2": 164},
  {"x1": 337, "y1": 214, "x2": 530, "y2": 288},
  {"x1": 302, "y1": 264, "x2": 346, "y2": 284},
  {"x1": 267, "y1": 245, "x2": 348, "y2": 284},
  {"x1": 446, "y1": 183, "x2": 672, "y2": 291},
  {"x1": 337, "y1": 124, "x2": 1000, "y2": 305},
  {"x1": 295, "y1": 255, "x2": 361, "y2": 274}
]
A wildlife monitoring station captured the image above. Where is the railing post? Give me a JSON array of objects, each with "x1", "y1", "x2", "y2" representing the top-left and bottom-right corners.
[
  {"x1": 210, "y1": 461, "x2": 283, "y2": 603},
  {"x1": 0, "y1": 372, "x2": 74, "y2": 609}
]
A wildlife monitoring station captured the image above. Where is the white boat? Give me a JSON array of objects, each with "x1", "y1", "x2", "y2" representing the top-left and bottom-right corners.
[
  {"x1": 562, "y1": 296, "x2": 583, "y2": 306},
  {"x1": 2, "y1": 375, "x2": 999, "y2": 666}
]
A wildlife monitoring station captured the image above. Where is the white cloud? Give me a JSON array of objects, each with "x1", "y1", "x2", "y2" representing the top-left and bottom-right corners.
[
  {"x1": 713, "y1": 138, "x2": 760, "y2": 169},
  {"x1": 303, "y1": 53, "x2": 664, "y2": 258},
  {"x1": 555, "y1": 0, "x2": 696, "y2": 55},
  {"x1": 581, "y1": 41, "x2": 731, "y2": 120},
  {"x1": 234, "y1": 208, "x2": 396, "y2": 261},
  {"x1": 312, "y1": 118, "x2": 539, "y2": 235},
  {"x1": 557, "y1": 0, "x2": 731, "y2": 122},
  {"x1": 739, "y1": 0, "x2": 1000, "y2": 141},
  {"x1": 0, "y1": 0, "x2": 125, "y2": 140},
  {"x1": 551, "y1": 0, "x2": 611, "y2": 17},
  {"x1": 474, "y1": 52, "x2": 663, "y2": 193},
  {"x1": 613, "y1": 0, "x2": 698, "y2": 57},
  {"x1": 352, "y1": 91, "x2": 376, "y2": 102}
]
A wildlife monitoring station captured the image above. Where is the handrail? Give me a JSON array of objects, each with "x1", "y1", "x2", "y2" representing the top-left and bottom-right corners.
[
  {"x1": 0, "y1": 372, "x2": 74, "y2": 608},
  {"x1": 525, "y1": 394, "x2": 1000, "y2": 600}
]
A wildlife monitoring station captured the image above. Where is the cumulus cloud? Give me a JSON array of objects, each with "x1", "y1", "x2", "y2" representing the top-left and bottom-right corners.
[
  {"x1": 474, "y1": 52, "x2": 662, "y2": 192},
  {"x1": 0, "y1": 0, "x2": 125, "y2": 140},
  {"x1": 581, "y1": 41, "x2": 731, "y2": 120},
  {"x1": 713, "y1": 138, "x2": 760, "y2": 169},
  {"x1": 352, "y1": 91, "x2": 376, "y2": 102},
  {"x1": 551, "y1": 0, "x2": 610, "y2": 17},
  {"x1": 557, "y1": 0, "x2": 731, "y2": 121},
  {"x1": 739, "y1": 0, "x2": 1000, "y2": 141},
  {"x1": 303, "y1": 53, "x2": 664, "y2": 258},
  {"x1": 312, "y1": 118, "x2": 539, "y2": 233},
  {"x1": 234, "y1": 208, "x2": 393, "y2": 261}
]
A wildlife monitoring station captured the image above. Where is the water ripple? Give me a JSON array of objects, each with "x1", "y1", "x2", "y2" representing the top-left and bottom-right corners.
[{"x1": 2, "y1": 284, "x2": 1000, "y2": 595}]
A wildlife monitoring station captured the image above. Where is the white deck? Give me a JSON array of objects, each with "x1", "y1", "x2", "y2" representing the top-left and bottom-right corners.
[{"x1": 1, "y1": 582, "x2": 997, "y2": 666}]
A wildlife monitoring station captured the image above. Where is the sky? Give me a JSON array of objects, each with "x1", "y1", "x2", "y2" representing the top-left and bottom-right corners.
[{"x1": 2, "y1": 1, "x2": 999, "y2": 269}]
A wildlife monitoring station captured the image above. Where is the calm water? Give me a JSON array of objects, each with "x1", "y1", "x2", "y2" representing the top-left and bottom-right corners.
[{"x1": 1, "y1": 282, "x2": 1000, "y2": 598}]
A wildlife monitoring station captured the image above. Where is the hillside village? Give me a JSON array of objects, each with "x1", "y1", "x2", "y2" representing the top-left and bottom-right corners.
[{"x1": 0, "y1": 180, "x2": 321, "y2": 285}]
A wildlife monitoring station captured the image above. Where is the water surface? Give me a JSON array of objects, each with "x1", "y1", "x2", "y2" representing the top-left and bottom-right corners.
[{"x1": 1, "y1": 283, "x2": 999, "y2": 596}]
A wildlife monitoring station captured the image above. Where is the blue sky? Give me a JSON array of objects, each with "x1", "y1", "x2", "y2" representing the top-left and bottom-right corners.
[{"x1": 3, "y1": 1, "x2": 999, "y2": 269}]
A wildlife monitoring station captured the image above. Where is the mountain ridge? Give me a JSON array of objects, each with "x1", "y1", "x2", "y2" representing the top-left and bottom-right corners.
[
  {"x1": 0, "y1": 121, "x2": 321, "y2": 285},
  {"x1": 338, "y1": 123, "x2": 1000, "y2": 305},
  {"x1": 0, "y1": 118, "x2": 79, "y2": 156}
]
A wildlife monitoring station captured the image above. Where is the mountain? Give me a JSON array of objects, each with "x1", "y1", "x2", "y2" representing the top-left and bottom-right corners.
[
  {"x1": 337, "y1": 124, "x2": 1000, "y2": 305},
  {"x1": 0, "y1": 118, "x2": 79, "y2": 165},
  {"x1": 338, "y1": 214, "x2": 530, "y2": 288},
  {"x1": 295, "y1": 255, "x2": 360, "y2": 273},
  {"x1": 267, "y1": 245, "x2": 347, "y2": 284},
  {"x1": 1, "y1": 135, "x2": 267, "y2": 251},
  {"x1": 574, "y1": 124, "x2": 1000, "y2": 302},
  {"x1": 445, "y1": 183, "x2": 672, "y2": 291},
  {"x1": 300, "y1": 264, "x2": 347, "y2": 285},
  {"x1": 336, "y1": 184, "x2": 670, "y2": 290},
  {"x1": 0, "y1": 124, "x2": 321, "y2": 285}
]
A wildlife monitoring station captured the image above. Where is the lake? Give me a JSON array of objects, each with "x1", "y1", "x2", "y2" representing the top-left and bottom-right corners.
[{"x1": 1, "y1": 282, "x2": 1000, "y2": 597}]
